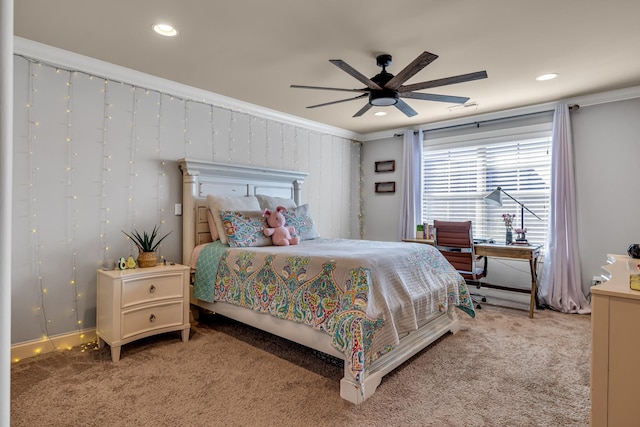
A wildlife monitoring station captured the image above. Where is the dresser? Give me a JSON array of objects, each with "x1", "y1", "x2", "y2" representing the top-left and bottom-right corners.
[
  {"x1": 96, "y1": 263, "x2": 191, "y2": 362},
  {"x1": 591, "y1": 254, "x2": 640, "y2": 426}
]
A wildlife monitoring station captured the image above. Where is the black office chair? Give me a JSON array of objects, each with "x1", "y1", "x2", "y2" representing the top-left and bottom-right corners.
[{"x1": 433, "y1": 220, "x2": 487, "y2": 309}]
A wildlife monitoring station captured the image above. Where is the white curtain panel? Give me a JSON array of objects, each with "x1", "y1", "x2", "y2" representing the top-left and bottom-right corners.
[
  {"x1": 399, "y1": 129, "x2": 423, "y2": 240},
  {"x1": 539, "y1": 104, "x2": 591, "y2": 314}
]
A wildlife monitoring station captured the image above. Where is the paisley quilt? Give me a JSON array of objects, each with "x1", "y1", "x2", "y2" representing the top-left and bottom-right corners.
[{"x1": 194, "y1": 238, "x2": 475, "y2": 383}]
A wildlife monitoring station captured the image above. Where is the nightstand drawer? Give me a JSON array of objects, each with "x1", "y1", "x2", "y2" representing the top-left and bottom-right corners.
[
  {"x1": 121, "y1": 273, "x2": 184, "y2": 308},
  {"x1": 121, "y1": 300, "x2": 184, "y2": 339}
]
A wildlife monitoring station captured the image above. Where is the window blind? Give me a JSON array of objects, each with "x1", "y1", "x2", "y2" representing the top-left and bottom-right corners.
[{"x1": 423, "y1": 135, "x2": 551, "y2": 245}]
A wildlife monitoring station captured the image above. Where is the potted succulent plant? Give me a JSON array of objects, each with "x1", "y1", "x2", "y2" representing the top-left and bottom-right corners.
[{"x1": 121, "y1": 225, "x2": 171, "y2": 268}]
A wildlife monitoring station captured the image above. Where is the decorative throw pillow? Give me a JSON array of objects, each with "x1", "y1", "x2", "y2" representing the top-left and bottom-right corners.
[
  {"x1": 283, "y1": 204, "x2": 319, "y2": 241},
  {"x1": 256, "y1": 195, "x2": 297, "y2": 211},
  {"x1": 219, "y1": 210, "x2": 272, "y2": 248},
  {"x1": 207, "y1": 194, "x2": 261, "y2": 245}
]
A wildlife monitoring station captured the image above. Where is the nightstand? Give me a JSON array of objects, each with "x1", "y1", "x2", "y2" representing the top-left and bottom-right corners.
[{"x1": 96, "y1": 263, "x2": 191, "y2": 362}]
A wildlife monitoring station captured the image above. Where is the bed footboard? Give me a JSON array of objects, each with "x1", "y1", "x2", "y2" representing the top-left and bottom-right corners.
[
  {"x1": 191, "y1": 292, "x2": 459, "y2": 404},
  {"x1": 340, "y1": 310, "x2": 459, "y2": 404}
]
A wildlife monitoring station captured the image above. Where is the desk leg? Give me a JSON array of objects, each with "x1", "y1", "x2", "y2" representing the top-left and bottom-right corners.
[{"x1": 528, "y1": 257, "x2": 537, "y2": 318}]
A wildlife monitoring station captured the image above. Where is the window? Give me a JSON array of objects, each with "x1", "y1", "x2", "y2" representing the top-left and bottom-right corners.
[{"x1": 422, "y1": 131, "x2": 551, "y2": 246}]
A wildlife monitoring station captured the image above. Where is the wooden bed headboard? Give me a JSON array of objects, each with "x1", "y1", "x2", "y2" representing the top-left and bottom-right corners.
[{"x1": 177, "y1": 159, "x2": 308, "y2": 265}]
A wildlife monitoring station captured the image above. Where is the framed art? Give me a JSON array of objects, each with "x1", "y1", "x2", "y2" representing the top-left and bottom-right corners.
[
  {"x1": 375, "y1": 182, "x2": 396, "y2": 193},
  {"x1": 374, "y1": 160, "x2": 395, "y2": 173}
]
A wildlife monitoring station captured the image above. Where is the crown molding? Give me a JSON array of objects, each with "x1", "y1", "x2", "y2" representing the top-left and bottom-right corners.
[
  {"x1": 362, "y1": 86, "x2": 640, "y2": 142},
  {"x1": 13, "y1": 36, "x2": 362, "y2": 141}
]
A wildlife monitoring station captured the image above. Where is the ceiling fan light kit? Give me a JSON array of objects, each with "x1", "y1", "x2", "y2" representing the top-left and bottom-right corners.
[
  {"x1": 370, "y1": 89, "x2": 398, "y2": 106},
  {"x1": 291, "y1": 51, "x2": 487, "y2": 118}
]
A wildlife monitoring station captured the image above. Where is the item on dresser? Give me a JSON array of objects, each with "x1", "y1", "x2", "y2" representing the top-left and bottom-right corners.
[
  {"x1": 627, "y1": 243, "x2": 640, "y2": 259},
  {"x1": 121, "y1": 226, "x2": 172, "y2": 268},
  {"x1": 96, "y1": 264, "x2": 190, "y2": 362},
  {"x1": 126, "y1": 256, "x2": 136, "y2": 269}
]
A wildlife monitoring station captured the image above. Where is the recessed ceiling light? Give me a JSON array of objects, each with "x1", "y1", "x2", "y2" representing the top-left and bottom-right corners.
[
  {"x1": 536, "y1": 73, "x2": 558, "y2": 81},
  {"x1": 373, "y1": 111, "x2": 387, "y2": 116},
  {"x1": 152, "y1": 23, "x2": 178, "y2": 37}
]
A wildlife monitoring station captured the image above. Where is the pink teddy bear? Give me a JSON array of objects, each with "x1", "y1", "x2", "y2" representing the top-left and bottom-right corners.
[{"x1": 263, "y1": 206, "x2": 299, "y2": 246}]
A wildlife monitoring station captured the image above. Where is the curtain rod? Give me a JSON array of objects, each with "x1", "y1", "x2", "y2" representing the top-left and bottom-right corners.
[{"x1": 395, "y1": 104, "x2": 579, "y2": 137}]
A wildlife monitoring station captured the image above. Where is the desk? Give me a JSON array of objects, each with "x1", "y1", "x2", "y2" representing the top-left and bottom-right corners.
[{"x1": 404, "y1": 239, "x2": 542, "y2": 318}]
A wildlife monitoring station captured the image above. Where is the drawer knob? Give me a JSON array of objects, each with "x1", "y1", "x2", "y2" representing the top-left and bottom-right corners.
[
  {"x1": 149, "y1": 284, "x2": 156, "y2": 293},
  {"x1": 149, "y1": 314, "x2": 156, "y2": 323}
]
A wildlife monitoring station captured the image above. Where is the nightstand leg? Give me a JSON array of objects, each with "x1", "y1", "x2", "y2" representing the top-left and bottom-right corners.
[
  {"x1": 181, "y1": 327, "x2": 190, "y2": 342},
  {"x1": 110, "y1": 345, "x2": 121, "y2": 362},
  {"x1": 97, "y1": 336, "x2": 105, "y2": 349}
]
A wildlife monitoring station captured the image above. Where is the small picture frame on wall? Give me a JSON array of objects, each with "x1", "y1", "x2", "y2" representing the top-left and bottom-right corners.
[
  {"x1": 375, "y1": 181, "x2": 396, "y2": 193},
  {"x1": 375, "y1": 160, "x2": 395, "y2": 173}
]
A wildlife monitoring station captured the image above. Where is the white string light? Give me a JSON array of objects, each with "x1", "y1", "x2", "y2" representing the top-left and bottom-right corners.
[
  {"x1": 27, "y1": 61, "x2": 57, "y2": 350},
  {"x1": 184, "y1": 101, "x2": 191, "y2": 157},
  {"x1": 293, "y1": 127, "x2": 299, "y2": 171},
  {"x1": 228, "y1": 111, "x2": 234, "y2": 162},
  {"x1": 156, "y1": 94, "x2": 166, "y2": 261},
  {"x1": 65, "y1": 70, "x2": 82, "y2": 331},
  {"x1": 99, "y1": 78, "x2": 111, "y2": 264},
  {"x1": 126, "y1": 86, "x2": 138, "y2": 246},
  {"x1": 248, "y1": 115, "x2": 253, "y2": 165},
  {"x1": 280, "y1": 122, "x2": 285, "y2": 170},
  {"x1": 210, "y1": 105, "x2": 216, "y2": 160}
]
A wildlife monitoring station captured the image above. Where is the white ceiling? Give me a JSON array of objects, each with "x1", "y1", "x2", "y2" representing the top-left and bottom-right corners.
[{"x1": 14, "y1": 0, "x2": 640, "y2": 135}]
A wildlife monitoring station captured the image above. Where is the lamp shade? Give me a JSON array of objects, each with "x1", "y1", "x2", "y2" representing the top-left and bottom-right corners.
[{"x1": 484, "y1": 187, "x2": 503, "y2": 206}]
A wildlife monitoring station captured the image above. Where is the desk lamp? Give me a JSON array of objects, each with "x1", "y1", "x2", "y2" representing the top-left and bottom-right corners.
[{"x1": 484, "y1": 187, "x2": 541, "y2": 243}]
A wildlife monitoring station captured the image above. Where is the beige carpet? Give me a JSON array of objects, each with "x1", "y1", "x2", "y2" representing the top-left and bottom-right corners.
[{"x1": 11, "y1": 304, "x2": 591, "y2": 426}]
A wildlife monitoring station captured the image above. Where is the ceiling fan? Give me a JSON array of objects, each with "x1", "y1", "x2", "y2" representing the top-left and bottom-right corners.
[{"x1": 291, "y1": 51, "x2": 487, "y2": 118}]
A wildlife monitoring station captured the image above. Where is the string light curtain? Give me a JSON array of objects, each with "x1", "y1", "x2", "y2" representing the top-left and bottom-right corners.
[{"x1": 12, "y1": 54, "x2": 359, "y2": 354}]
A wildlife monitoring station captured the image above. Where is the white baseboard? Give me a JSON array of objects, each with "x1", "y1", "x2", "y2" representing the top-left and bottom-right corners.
[{"x1": 11, "y1": 328, "x2": 97, "y2": 363}]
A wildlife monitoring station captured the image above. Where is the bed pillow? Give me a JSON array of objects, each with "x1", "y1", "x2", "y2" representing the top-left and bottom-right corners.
[
  {"x1": 207, "y1": 194, "x2": 261, "y2": 244},
  {"x1": 219, "y1": 210, "x2": 272, "y2": 248},
  {"x1": 257, "y1": 195, "x2": 297, "y2": 211},
  {"x1": 206, "y1": 208, "x2": 219, "y2": 241},
  {"x1": 283, "y1": 204, "x2": 319, "y2": 241}
]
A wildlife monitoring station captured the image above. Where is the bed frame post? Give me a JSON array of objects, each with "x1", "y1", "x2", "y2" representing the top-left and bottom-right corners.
[
  {"x1": 180, "y1": 165, "x2": 198, "y2": 266},
  {"x1": 293, "y1": 179, "x2": 303, "y2": 206}
]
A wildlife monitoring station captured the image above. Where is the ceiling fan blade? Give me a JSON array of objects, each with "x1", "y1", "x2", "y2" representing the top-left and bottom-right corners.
[
  {"x1": 306, "y1": 94, "x2": 368, "y2": 109},
  {"x1": 394, "y1": 99, "x2": 418, "y2": 117},
  {"x1": 329, "y1": 59, "x2": 383, "y2": 91},
  {"x1": 353, "y1": 103, "x2": 373, "y2": 117},
  {"x1": 400, "y1": 71, "x2": 488, "y2": 92},
  {"x1": 290, "y1": 84, "x2": 369, "y2": 93},
  {"x1": 400, "y1": 92, "x2": 470, "y2": 104},
  {"x1": 385, "y1": 51, "x2": 439, "y2": 90}
]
